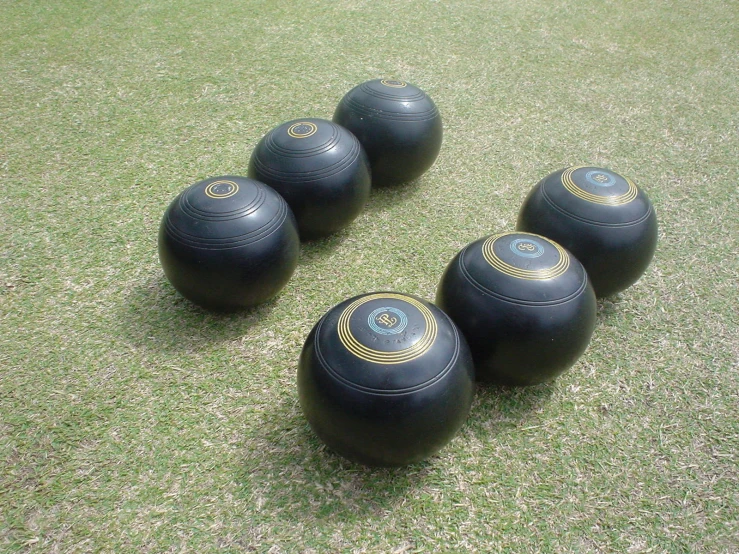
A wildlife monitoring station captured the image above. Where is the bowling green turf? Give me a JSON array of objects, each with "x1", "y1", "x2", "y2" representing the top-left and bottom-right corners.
[{"x1": 1, "y1": 0, "x2": 737, "y2": 552}]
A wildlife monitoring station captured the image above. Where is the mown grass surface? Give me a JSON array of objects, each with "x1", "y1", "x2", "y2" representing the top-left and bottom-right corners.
[{"x1": 1, "y1": 0, "x2": 737, "y2": 552}]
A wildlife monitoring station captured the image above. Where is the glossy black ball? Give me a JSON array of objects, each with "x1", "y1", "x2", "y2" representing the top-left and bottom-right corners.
[
  {"x1": 436, "y1": 232, "x2": 596, "y2": 386},
  {"x1": 248, "y1": 118, "x2": 371, "y2": 240},
  {"x1": 158, "y1": 176, "x2": 299, "y2": 311},
  {"x1": 298, "y1": 292, "x2": 475, "y2": 467},
  {"x1": 333, "y1": 79, "x2": 442, "y2": 186},
  {"x1": 516, "y1": 166, "x2": 658, "y2": 297}
]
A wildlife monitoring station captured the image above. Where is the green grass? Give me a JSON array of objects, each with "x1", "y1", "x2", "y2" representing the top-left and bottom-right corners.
[{"x1": 1, "y1": 0, "x2": 737, "y2": 551}]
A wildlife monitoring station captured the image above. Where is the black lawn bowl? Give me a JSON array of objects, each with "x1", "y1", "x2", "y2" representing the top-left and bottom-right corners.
[
  {"x1": 248, "y1": 118, "x2": 371, "y2": 240},
  {"x1": 158, "y1": 176, "x2": 299, "y2": 311},
  {"x1": 516, "y1": 166, "x2": 658, "y2": 297},
  {"x1": 298, "y1": 291, "x2": 475, "y2": 467},
  {"x1": 436, "y1": 232, "x2": 596, "y2": 386},
  {"x1": 333, "y1": 79, "x2": 442, "y2": 187}
]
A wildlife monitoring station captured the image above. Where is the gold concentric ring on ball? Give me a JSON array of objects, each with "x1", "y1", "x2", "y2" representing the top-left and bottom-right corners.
[
  {"x1": 337, "y1": 293, "x2": 438, "y2": 364},
  {"x1": 561, "y1": 166, "x2": 638, "y2": 206},
  {"x1": 482, "y1": 233, "x2": 570, "y2": 280},
  {"x1": 287, "y1": 122, "x2": 318, "y2": 139},
  {"x1": 380, "y1": 79, "x2": 407, "y2": 88},
  {"x1": 204, "y1": 180, "x2": 239, "y2": 199}
]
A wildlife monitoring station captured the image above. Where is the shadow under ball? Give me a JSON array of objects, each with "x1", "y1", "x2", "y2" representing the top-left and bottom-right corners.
[
  {"x1": 158, "y1": 176, "x2": 300, "y2": 311},
  {"x1": 298, "y1": 292, "x2": 475, "y2": 467},
  {"x1": 436, "y1": 232, "x2": 596, "y2": 386},
  {"x1": 333, "y1": 79, "x2": 442, "y2": 186},
  {"x1": 248, "y1": 118, "x2": 371, "y2": 240},
  {"x1": 516, "y1": 166, "x2": 658, "y2": 298}
]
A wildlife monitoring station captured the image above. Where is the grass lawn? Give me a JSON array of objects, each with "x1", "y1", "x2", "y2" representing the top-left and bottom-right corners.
[{"x1": 1, "y1": 0, "x2": 737, "y2": 552}]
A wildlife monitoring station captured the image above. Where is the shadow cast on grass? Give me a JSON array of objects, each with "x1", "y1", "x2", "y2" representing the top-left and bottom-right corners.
[
  {"x1": 364, "y1": 176, "x2": 425, "y2": 214},
  {"x1": 296, "y1": 176, "x2": 425, "y2": 265},
  {"x1": 117, "y1": 272, "x2": 280, "y2": 353},
  {"x1": 234, "y1": 391, "x2": 438, "y2": 525},
  {"x1": 298, "y1": 226, "x2": 352, "y2": 265},
  {"x1": 230, "y1": 379, "x2": 557, "y2": 534},
  {"x1": 466, "y1": 381, "x2": 557, "y2": 437},
  {"x1": 596, "y1": 294, "x2": 626, "y2": 322},
  {"x1": 234, "y1": 379, "x2": 556, "y2": 526}
]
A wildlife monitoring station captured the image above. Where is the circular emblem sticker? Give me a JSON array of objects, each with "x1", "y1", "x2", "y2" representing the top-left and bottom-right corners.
[
  {"x1": 368, "y1": 307, "x2": 408, "y2": 335},
  {"x1": 510, "y1": 238, "x2": 545, "y2": 258},
  {"x1": 337, "y1": 293, "x2": 438, "y2": 364},
  {"x1": 287, "y1": 122, "x2": 318, "y2": 139},
  {"x1": 585, "y1": 170, "x2": 617, "y2": 187},
  {"x1": 204, "y1": 180, "x2": 239, "y2": 199},
  {"x1": 380, "y1": 79, "x2": 407, "y2": 88}
]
